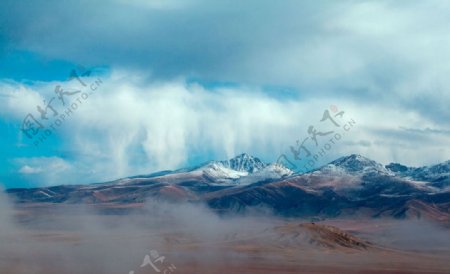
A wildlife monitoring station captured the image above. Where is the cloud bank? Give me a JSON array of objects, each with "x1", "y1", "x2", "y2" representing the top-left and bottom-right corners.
[
  {"x1": 0, "y1": 69, "x2": 449, "y2": 187},
  {"x1": 1, "y1": 0, "x2": 449, "y2": 187}
]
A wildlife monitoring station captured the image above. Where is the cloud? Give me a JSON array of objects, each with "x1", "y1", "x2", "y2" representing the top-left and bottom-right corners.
[
  {"x1": 18, "y1": 165, "x2": 43, "y2": 174},
  {"x1": 13, "y1": 157, "x2": 72, "y2": 186},
  {"x1": 1, "y1": 0, "x2": 449, "y2": 127},
  {"x1": 399, "y1": 127, "x2": 450, "y2": 136},
  {"x1": 0, "y1": 69, "x2": 449, "y2": 187},
  {"x1": 1, "y1": 1, "x2": 450, "y2": 186}
]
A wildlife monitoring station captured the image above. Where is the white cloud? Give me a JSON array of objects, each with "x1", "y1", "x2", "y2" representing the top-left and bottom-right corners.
[
  {"x1": 18, "y1": 165, "x2": 43, "y2": 174},
  {"x1": 14, "y1": 157, "x2": 72, "y2": 186},
  {"x1": 1, "y1": 1, "x2": 450, "y2": 187},
  {"x1": 1, "y1": 69, "x2": 450, "y2": 186}
]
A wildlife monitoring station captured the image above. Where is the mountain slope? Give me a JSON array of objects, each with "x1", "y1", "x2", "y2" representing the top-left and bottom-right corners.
[
  {"x1": 317, "y1": 154, "x2": 393, "y2": 176},
  {"x1": 193, "y1": 153, "x2": 293, "y2": 185},
  {"x1": 386, "y1": 160, "x2": 450, "y2": 189},
  {"x1": 218, "y1": 153, "x2": 267, "y2": 173},
  {"x1": 5, "y1": 154, "x2": 450, "y2": 222}
]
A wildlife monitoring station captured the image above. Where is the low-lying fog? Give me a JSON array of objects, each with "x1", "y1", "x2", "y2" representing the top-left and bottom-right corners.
[{"x1": 1, "y1": 188, "x2": 449, "y2": 274}]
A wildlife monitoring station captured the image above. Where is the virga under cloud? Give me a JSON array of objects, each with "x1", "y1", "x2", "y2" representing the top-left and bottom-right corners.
[{"x1": 0, "y1": 0, "x2": 449, "y2": 187}]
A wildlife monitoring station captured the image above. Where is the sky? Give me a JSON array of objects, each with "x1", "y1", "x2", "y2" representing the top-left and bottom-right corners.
[{"x1": 0, "y1": 0, "x2": 450, "y2": 188}]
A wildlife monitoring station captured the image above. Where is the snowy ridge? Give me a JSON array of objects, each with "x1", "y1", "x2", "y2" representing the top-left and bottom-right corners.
[
  {"x1": 387, "y1": 160, "x2": 450, "y2": 179},
  {"x1": 316, "y1": 154, "x2": 393, "y2": 176},
  {"x1": 236, "y1": 163, "x2": 294, "y2": 185},
  {"x1": 195, "y1": 153, "x2": 294, "y2": 185},
  {"x1": 218, "y1": 153, "x2": 267, "y2": 173},
  {"x1": 200, "y1": 162, "x2": 249, "y2": 179},
  {"x1": 386, "y1": 160, "x2": 450, "y2": 189}
]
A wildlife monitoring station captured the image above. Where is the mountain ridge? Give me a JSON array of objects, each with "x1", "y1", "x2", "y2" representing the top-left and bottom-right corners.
[{"x1": 5, "y1": 153, "x2": 450, "y2": 222}]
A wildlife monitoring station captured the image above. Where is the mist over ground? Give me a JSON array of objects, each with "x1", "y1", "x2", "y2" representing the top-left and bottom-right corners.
[
  {"x1": 1, "y1": 188, "x2": 450, "y2": 274},
  {"x1": 0, "y1": 191, "x2": 280, "y2": 273}
]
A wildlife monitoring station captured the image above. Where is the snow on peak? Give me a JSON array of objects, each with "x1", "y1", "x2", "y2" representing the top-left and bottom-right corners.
[
  {"x1": 195, "y1": 154, "x2": 294, "y2": 185},
  {"x1": 219, "y1": 153, "x2": 267, "y2": 173},
  {"x1": 318, "y1": 154, "x2": 392, "y2": 176},
  {"x1": 201, "y1": 162, "x2": 248, "y2": 179},
  {"x1": 258, "y1": 163, "x2": 294, "y2": 177},
  {"x1": 233, "y1": 163, "x2": 294, "y2": 185},
  {"x1": 421, "y1": 160, "x2": 450, "y2": 175},
  {"x1": 386, "y1": 160, "x2": 450, "y2": 183}
]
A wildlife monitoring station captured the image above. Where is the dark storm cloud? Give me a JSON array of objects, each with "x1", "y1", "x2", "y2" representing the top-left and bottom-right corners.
[
  {"x1": 1, "y1": 1, "x2": 449, "y2": 119},
  {"x1": 1, "y1": 0, "x2": 450, "y2": 184}
]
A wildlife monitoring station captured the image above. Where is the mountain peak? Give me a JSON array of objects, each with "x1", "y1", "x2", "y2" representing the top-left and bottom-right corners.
[
  {"x1": 385, "y1": 162, "x2": 409, "y2": 173},
  {"x1": 319, "y1": 154, "x2": 391, "y2": 175},
  {"x1": 220, "y1": 153, "x2": 267, "y2": 173},
  {"x1": 232, "y1": 153, "x2": 252, "y2": 160},
  {"x1": 385, "y1": 160, "x2": 450, "y2": 188},
  {"x1": 193, "y1": 153, "x2": 290, "y2": 184},
  {"x1": 340, "y1": 154, "x2": 370, "y2": 161}
]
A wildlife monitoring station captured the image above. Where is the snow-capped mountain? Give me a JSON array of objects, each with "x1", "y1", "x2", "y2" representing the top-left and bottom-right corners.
[
  {"x1": 197, "y1": 162, "x2": 249, "y2": 180},
  {"x1": 386, "y1": 160, "x2": 450, "y2": 189},
  {"x1": 218, "y1": 153, "x2": 267, "y2": 173},
  {"x1": 7, "y1": 153, "x2": 450, "y2": 221},
  {"x1": 315, "y1": 154, "x2": 393, "y2": 176},
  {"x1": 196, "y1": 153, "x2": 293, "y2": 184},
  {"x1": 234, "y1": 163, "x2": 294, "y2": 185},
  {"x1": 386, "y1": 160, "x2": 450, "y2": 178}
]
